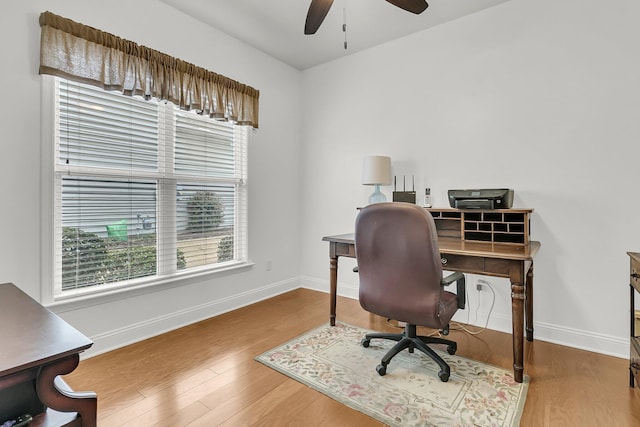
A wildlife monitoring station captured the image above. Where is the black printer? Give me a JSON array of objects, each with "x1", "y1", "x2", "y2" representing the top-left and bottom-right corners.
[{"x1": 448, "y1": 189, "x2": 514, "y2": 209}]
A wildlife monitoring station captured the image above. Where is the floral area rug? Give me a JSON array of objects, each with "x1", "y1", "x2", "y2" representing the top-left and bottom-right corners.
[{"x1": 255, "y1": 322, "x2": 528, "y2": 427}]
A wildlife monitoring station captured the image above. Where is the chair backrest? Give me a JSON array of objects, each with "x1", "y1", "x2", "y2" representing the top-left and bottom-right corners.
[{"x1": 355, "y1": 202, "x2": 447, "y2": 327}]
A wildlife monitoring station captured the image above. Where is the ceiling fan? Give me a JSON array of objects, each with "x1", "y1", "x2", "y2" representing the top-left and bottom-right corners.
[{"x1": 304, "y1": 0, "x2": 429, "y2": 35}]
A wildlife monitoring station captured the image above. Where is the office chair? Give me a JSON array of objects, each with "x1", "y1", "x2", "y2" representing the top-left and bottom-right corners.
[{"x1": 355, "y1": 202, "x2": 466, "y2": 382}]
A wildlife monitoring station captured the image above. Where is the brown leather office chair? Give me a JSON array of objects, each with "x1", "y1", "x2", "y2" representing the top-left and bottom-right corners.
[{"x1": 355, "y1": 202, "x2": 466, "y2": 382}]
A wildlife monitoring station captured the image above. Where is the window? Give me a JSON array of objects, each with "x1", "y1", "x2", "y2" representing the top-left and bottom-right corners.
[{"x1": 46, "y1": 77, "x2": 249, "y2": 301}]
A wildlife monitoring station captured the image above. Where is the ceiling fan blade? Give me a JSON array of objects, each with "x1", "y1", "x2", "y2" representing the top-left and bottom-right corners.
[
  {"x1": 385, "y1": 0, "x2": 428, "y2": 14},
  {"x1": 304, "y1": 0, "x2": 335, "y2": 34}
]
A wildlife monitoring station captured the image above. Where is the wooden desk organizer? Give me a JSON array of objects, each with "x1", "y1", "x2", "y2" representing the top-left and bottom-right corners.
[{"x1": 426, "y1": 208, "x2": 532, "y2": 245}]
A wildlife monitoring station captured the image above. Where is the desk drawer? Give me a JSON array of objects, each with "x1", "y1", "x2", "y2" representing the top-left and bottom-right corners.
[
  {"x1": 440, "y1": 254, "x2": 484, "y2": 273},
  {"x1": 334, "y1": 242, "x2": 356, "y2": 258}
]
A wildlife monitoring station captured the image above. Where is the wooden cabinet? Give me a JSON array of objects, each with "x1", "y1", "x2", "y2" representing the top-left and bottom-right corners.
[
  {"x1": 426, "y1": 208, "x2": 532, "y2": 245},
  {"x1": 0, "y1": 283, "x2": 96, "y2": 426},
  {"x1": 629, "y1": 252, "x2": 640, "y2": 390}
]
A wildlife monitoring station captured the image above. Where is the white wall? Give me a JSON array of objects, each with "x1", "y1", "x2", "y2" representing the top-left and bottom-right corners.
[
  {"x1": 299, "y1": 0, "x2": 640, "y2": 357},
  {"x1": 0, "y1": 0, "x2": 303, "y2": 355}
]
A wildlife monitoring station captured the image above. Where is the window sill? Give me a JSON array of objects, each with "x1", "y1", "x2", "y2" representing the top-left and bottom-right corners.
[{"x1": 45, "y1": 261, "x2": 255, "y2": 313}]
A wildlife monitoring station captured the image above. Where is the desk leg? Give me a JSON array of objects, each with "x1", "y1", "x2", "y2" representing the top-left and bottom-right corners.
[
  {"x1": 329, "y1": 255, "x2": 338, "y2": 326},
  {"x1": 511, "y1": 273, "x2": 526, "y2": 384},
  {"x1": 36, "y1": 354, "x2": 97, "y2": 427},
  {"x1": 525, "y1": 264, "x2": 534, "y2": 342}
]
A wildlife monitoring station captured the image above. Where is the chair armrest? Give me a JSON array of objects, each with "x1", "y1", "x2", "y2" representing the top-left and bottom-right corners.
[{"x1": 441, "y1": 272, "x2": 465, "y2": 309}]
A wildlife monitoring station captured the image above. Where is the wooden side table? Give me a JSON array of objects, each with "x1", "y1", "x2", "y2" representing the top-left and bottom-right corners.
[{"x1": 0, "y1": 283, "x2": 96, "y2": 426}]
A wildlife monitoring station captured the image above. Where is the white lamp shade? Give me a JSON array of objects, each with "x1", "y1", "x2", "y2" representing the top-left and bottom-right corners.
[{"x1": 362, "y1": 156, "x2": 392, "y2": 185}]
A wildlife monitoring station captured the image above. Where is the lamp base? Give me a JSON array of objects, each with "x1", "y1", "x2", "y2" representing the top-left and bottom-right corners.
[{"x1": 368, "y1": 184, "x2": 387, "y2": 204}]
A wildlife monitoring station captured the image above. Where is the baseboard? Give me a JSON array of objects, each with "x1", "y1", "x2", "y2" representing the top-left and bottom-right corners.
[
  {"x1": 82, "y1": 274, "x2": 629, "y2": 361},
  {"x1": 300, "y1": 276, "x2": 629, "y2": 359},
  {"x1": 300, "y1": 275, "x2": 359, "y2": 299},
  {"x1": 532, "y1": 321, "x2": 628, "y2": 359},
  {"x1": 84, "y1": 277, "x2": 300, "y2": 358}
]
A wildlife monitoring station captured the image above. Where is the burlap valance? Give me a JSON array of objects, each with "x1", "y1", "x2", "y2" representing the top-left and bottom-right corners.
[{"x1": 39, "y1": 11, "x2": 259, "y2": 128}]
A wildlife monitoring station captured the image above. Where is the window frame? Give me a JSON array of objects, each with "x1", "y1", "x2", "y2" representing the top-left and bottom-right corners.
[{"x1": 40, "y1": 75, "x2": 253, "y2": 307}]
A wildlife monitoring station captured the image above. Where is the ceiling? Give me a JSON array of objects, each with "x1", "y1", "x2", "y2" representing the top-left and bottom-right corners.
[{"x1": 158, "y1": 0, "x2": 512, "y2": 70}]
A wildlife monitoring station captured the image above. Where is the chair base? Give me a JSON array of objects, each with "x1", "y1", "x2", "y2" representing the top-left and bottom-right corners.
[{"x1": 361, "y1": 324, "x2": 456, "y2": 382}]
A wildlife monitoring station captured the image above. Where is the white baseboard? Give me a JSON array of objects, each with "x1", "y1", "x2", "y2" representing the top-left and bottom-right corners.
[
  {"x1": 80, "y1": 275, "x2": 629, "y2": 361},
  {"x1": 83, "y1": 277, "x2": 300, "y2": 358},
  {"x1": 300, "y1": 276, "x2": 629, "y2": 360},
  {"x1": 300, "y1": 275, "x2": 359, "y2": 299},
  {"x1": 533, "y1": 321, "x2": 628, "y2": 359}
]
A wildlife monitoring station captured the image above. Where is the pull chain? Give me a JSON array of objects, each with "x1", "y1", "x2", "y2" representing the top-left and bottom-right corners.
[{"x1": 343, "y1": 4, "x2": 348, "y2": 49}]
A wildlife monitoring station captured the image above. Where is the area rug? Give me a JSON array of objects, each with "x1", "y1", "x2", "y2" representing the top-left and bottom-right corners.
[{"x1": 256, "y1": 322, "x2": 528, "y2": 427}]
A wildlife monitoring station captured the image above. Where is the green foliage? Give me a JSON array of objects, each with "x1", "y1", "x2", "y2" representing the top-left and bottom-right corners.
[
  {"x1": 102, "y1": 246, "x2": 188, "y2": 280},
  {"x1": 62, "y1": 227, "x2": 108, "y2": 289},
  {"x1": 62, "y1": 227, "x2": 187, "y2": 288},
  {"x1": 104, "y1": 246, "x2": 157, "y2": 282},
  {"x1": 218, "y1": 235, "x2": 234, "y2": 262},
  {"x1": 187, "y1": 191, "x2": 224, "y2": 232},
  {"x1": 177, "y1": 249, "x2": 187, "y2": 270}
]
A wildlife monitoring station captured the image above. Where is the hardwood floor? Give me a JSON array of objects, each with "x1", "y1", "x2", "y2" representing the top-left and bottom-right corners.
[{"x1": 65, "y1": 289, "x2": 640, "y2": 426}]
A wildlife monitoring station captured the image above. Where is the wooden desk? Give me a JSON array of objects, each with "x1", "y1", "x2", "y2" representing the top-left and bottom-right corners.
[
  {"x1": 0, "y1": 283, "x2": 97, "y2": 427},
  {"x1": 322, "y1": 233, "x2": 540, "y2": 383}
]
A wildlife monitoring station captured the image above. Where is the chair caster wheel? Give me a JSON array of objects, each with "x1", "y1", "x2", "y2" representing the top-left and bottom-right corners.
[
  {"x1": 438, "y1": 370, "x2": 450, "y2": 382},
  {"x1": 376, "y1": 364, "x2": 387, "y2": 376},
  {"x1": 361, "y1": 338, "x2": 370, "y2": 348},
  {"x1": 446, "y1": 344, "x2": 457, "y2": 355}
]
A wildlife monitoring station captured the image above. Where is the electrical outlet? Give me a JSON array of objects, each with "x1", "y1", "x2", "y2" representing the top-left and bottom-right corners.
[
  {"x1": 477, "y1": 278, "x2": 491, "y2": 291},
  {"x1": 266, "y1": 260, "x2": 272, "y2": 271}
]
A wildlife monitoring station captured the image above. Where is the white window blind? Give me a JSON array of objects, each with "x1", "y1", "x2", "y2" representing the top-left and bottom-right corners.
[{"x1": 53, "y1": 78, "x2": 248, "y2": 299}]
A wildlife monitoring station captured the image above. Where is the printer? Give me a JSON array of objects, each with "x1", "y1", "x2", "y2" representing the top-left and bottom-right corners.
[{"x1": 448, "y1": 189, "x2": 514, "y2": 209}]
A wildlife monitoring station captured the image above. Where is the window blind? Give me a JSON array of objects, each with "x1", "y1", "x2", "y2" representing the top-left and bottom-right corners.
[{"x1": 53, "y1": 78, "x2": 248, "y2": 298}]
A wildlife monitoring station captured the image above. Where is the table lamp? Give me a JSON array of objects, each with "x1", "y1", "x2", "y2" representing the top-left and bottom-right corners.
[{"x1": 362, "y1": 155, "x2": 392, "y2": 204}]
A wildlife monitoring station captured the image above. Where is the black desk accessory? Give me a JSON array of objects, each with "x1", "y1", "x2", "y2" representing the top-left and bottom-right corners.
[
  {"x1": 393, "y1": 175, "x2": 416, "y2": 204},
  {"x1": 448, "y1": 189, "x2": 514, "y2": 209}
]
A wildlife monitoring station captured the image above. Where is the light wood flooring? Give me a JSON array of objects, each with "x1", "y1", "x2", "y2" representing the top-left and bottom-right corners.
[{"x1": 65, "y1": 288, "x2": 640, "y2": 426}]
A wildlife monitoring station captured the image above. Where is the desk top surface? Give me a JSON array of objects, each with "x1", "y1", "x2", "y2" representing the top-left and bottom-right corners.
[
  {"x1": 0, "y1": 283, "x2": 93, "y2": 378},
  {"x1": 323, "y1": 233, "x2": 540, "y2": 260}
]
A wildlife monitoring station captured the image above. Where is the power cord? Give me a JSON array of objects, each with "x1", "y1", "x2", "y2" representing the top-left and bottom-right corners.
[
  {"x1": 451, "y1": 278, "x2": 496, "y2": 335},
  {"x1": 384, "y1": 276, "x2": 497, "y2": 337}
]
